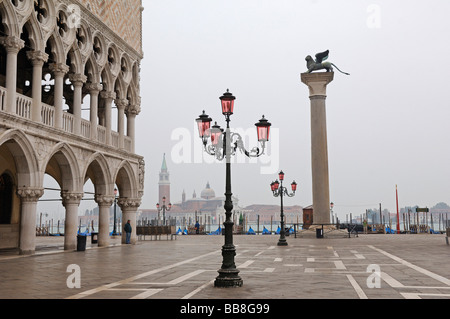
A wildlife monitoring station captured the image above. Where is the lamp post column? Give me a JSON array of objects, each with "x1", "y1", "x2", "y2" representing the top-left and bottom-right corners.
[
  {"x1": 215, "y1": 126, "x2": 243, "y2": 288},
  {"x1": 278, "y1": 179, "x2": 287, "y2": 246}
]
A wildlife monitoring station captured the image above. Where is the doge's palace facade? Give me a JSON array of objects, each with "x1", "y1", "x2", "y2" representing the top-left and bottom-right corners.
[{"x1": 0, "y1": 0, "x2": 144, "y2": 254}]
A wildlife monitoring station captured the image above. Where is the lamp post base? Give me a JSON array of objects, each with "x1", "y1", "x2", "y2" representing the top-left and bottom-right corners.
[
  {"x1": 277, "y1": 238, "x2": 288, "y2": 246},
  {"x1": 214, "y1": 270, "x2": 243, "y2": 288}
]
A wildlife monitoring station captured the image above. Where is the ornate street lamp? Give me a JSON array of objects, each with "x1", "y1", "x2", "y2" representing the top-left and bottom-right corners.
[
  {"x1": 112, "y1": 188, "x2": 118, "y2": 236},
  {"x1": 156, "y1": 196, "x2": 172, "y2": 226},
  {"x1": 196, "y1": 89, "x2": 271, "y2": 288},
  {"x1": 271, "y1": 171, "x2": 297, "y2": 246}
]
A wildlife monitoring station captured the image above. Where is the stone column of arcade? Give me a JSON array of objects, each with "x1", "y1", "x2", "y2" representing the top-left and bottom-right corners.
[
  {"x1": 49, "y1": 63, "x2": 70, "y2": 130},
  {"x1": 27, "y1": 50, "x2": 48, "y2": 123},
  {"x1": 118, "y1": 198, "x2": 141, "y2": 245},
  {"x1": 95, "y1": 195, "x2": 114, "y2": 247},
  {"x1": 1, "y1": 36, "x2": 24, "y2": 114},
  {"x1": 301, "y1": 72, "x2": 334, "y2": 227},
  {"x1": 62, "y1": 192, "x2": 83, "y2": 250},
  {"x1": 17, "y1": 187, "x2": 44, "y2": 255}
]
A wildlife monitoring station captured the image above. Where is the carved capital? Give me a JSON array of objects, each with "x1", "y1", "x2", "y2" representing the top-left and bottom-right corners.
[
  {"x1": 95, "y1": 195, "x2": 115, "y2": 207},
  {"x1": 117, "y1": 198, "x2": 141, "y2": 210},
  {"x1": 100, "y1": 90, "x2": 116, "y2": 101},
  {"x1": 85, "y1": 82, "x2": 103, "y2": 94},
  {"x1": 115, "y1": 98, "x2": 129, "y2": 110},
  {"x1": 126, "y1": 104, "x2": 141, "y2": 116},
  {"x1": 301, "y1": 72, "x2": 334, "y2": 97},
  {"x1": 0, "y1": 36, "x2": 25, "y2": 53},
  {"x1": 26, "y1": 50, "x2": 49, "y2": 66},
  {"x1": 61, "y1": 192, "x2": 83, "y2": 206},
  {"x1": 17, "y1": 187, "x2": 44, "y2": 203},
  {"x1": 49, "y1": 63, "x2": 70, "y2": 77},
  {"x1": 69, "y1": 73, "x2": 87, "y2": 86}
]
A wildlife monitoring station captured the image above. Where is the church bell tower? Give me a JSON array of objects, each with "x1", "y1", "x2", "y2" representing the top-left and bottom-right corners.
[{"x1": 159, "y1": 154, "x2": 170, "y2": 205}]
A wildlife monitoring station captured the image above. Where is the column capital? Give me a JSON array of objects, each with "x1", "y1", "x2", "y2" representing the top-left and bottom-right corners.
[
  {"x1": 26, "y1": 50, "x2": 49, "y2": 66},
  {"x1": 100, "y1": 90, "x2": 116, "y2": 101},
  {"x1": 95, "y1": 195, "x2": 115, "y2": 207},
  {"x1": 49, "y1": 63, "x2": 70, "y2": 76},
  {"x1": 126, "y1": 103, "x2": 141, "y2": 116},
  {"x1": 117, "y1": 198, "x2": 141, "y2": 210},
  {"x1": 301, "y1": 72, "x2": 334, "y2": 97},
  {"x1": 0, "y1": 36, "x2": 25, "y2": 53},
  {"x1": 61, "y1": 192, "x2": 83, "y2": 206},
  {"x1": 69, "y1": 73, "x2": 87, "y2": 87},
  {"x1": 115, "y1": 98, "x2": 129, "y2": 110},
  {"x1": 17, "y1": 187, "x2": 44, "y2": 202},
  {"x1": 85, "y1": 82, "x2": 103, "y2": 94}
]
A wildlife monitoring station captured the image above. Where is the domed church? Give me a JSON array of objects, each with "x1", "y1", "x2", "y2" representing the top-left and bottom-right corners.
[{"x1": 200, "y1": 182, "x2": 215, "y2": 200}]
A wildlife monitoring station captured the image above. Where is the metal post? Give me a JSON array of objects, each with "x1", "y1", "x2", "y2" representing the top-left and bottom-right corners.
[
  {"x1": 112, "y1": 197, "x2": 117, "y2": 236},
  {"x1": 214, "y1": 126, "x2": 242, "y2": 288},
  {"x1": 278, "y1": 179, "x2": 287, "y2": 246}
]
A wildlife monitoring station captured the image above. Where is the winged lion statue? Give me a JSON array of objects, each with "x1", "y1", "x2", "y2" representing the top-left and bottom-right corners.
[{"x1": 305, "y1": 50, "x2": 349, "y2": 75}]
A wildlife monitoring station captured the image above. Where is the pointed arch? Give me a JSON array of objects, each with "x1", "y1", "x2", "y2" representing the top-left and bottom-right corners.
[
  {"x1": 0, "y1": 1, "x2": 19, "y2": 37},
  {"x1": 21, "y1": 14, "x2": 45, "y2": 52},
  {"x1": 114, "y1": 160, "x2": 138, "y2": 199},
  {"x1": 84, "y1": 55, "x2": 100, "y2": 84},
  {"x1": 0, "y1": 129, "x2": 40, "y2": 188},
  {"x1": 44, "y1": 142, "x2": 81, "y2": 193},
  {"x1": 83, "y1": 152, "x2": 113, "y2": 196},
  {"x1": 45, "y1": 30, "x2": 65, "y2": 64}
]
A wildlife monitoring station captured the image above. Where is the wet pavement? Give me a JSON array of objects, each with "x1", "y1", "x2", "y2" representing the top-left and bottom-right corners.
[{"x1": 0, "y1": 232, "x2": 448, "y2": 315}]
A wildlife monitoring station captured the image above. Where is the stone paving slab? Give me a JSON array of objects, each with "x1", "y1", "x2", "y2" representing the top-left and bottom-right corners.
[{"x1": 0, "y1": 233, "x2": 449, "y2": 305}]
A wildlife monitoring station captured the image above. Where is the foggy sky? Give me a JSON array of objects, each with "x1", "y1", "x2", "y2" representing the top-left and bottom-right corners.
[
  {"x1": 39, "y1": 0, "x2": 450, "y2": 220},
  {"x1": 133, "y1": 0, "x2": 450, "y2": 220}
]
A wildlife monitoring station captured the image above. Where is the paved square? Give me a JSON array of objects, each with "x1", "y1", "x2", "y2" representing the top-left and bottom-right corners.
[{"x1": 0, "y1": 233, "x2": 449, "y2": 300}]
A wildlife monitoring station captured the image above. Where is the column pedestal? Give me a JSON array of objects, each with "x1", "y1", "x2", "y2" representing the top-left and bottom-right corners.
[{"x1": 301, "y1": 72, "x2": 334, "y2": 225}]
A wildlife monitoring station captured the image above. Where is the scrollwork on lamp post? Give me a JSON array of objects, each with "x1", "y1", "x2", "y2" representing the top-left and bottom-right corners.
[
  {"x1": 270, "y1": 171, "x2": 297, "y2": 246},
  {"x1": 196, "y1": 89, "x2": 271, "y2": 288},
  {"x1": 156, "y1": 196, "x2": 172, "y2": 226}
]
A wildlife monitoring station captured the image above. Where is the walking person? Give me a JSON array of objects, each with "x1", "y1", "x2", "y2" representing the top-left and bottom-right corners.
[
  {"x1": 124, "y1": 220, "x2": 132, "y2": 244},
  {"x1": 363, "y1": 219, "x2": 368, "y2": 234},
  {"x1": 195, "y1": 221, "x2": 200, "y2": 234}
]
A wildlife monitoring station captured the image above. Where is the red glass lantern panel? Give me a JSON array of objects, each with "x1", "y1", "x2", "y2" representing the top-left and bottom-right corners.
[
  {"x1": 291, "y1": 181, "x2": 297, "y2": 192},
  {"x1": 196, "y1": 111, "x2": 212, "y2": 138},
  {"x1": 210, "y1": 122, "x2": 222, "y2": 146},
  {"x1": 274, "y1": 180, "x2": 279, "y2": 190},
  {"x1": 270, "y1": 182, "x2": 275, "y2": 191},
  {"x1": 220, "y1": 89, "x2": 235, "y2": 115},
  {"x1": 278, "y1": 170, "x2": 285, "y2": 181},
  {"x1": 255, "y1": 115, "x2": 271, "y2": 142}
]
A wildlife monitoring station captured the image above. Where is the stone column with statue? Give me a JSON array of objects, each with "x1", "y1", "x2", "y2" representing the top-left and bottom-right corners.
[{"x1": 301, "y1": 50, "x2": 349, "y2": 232}]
